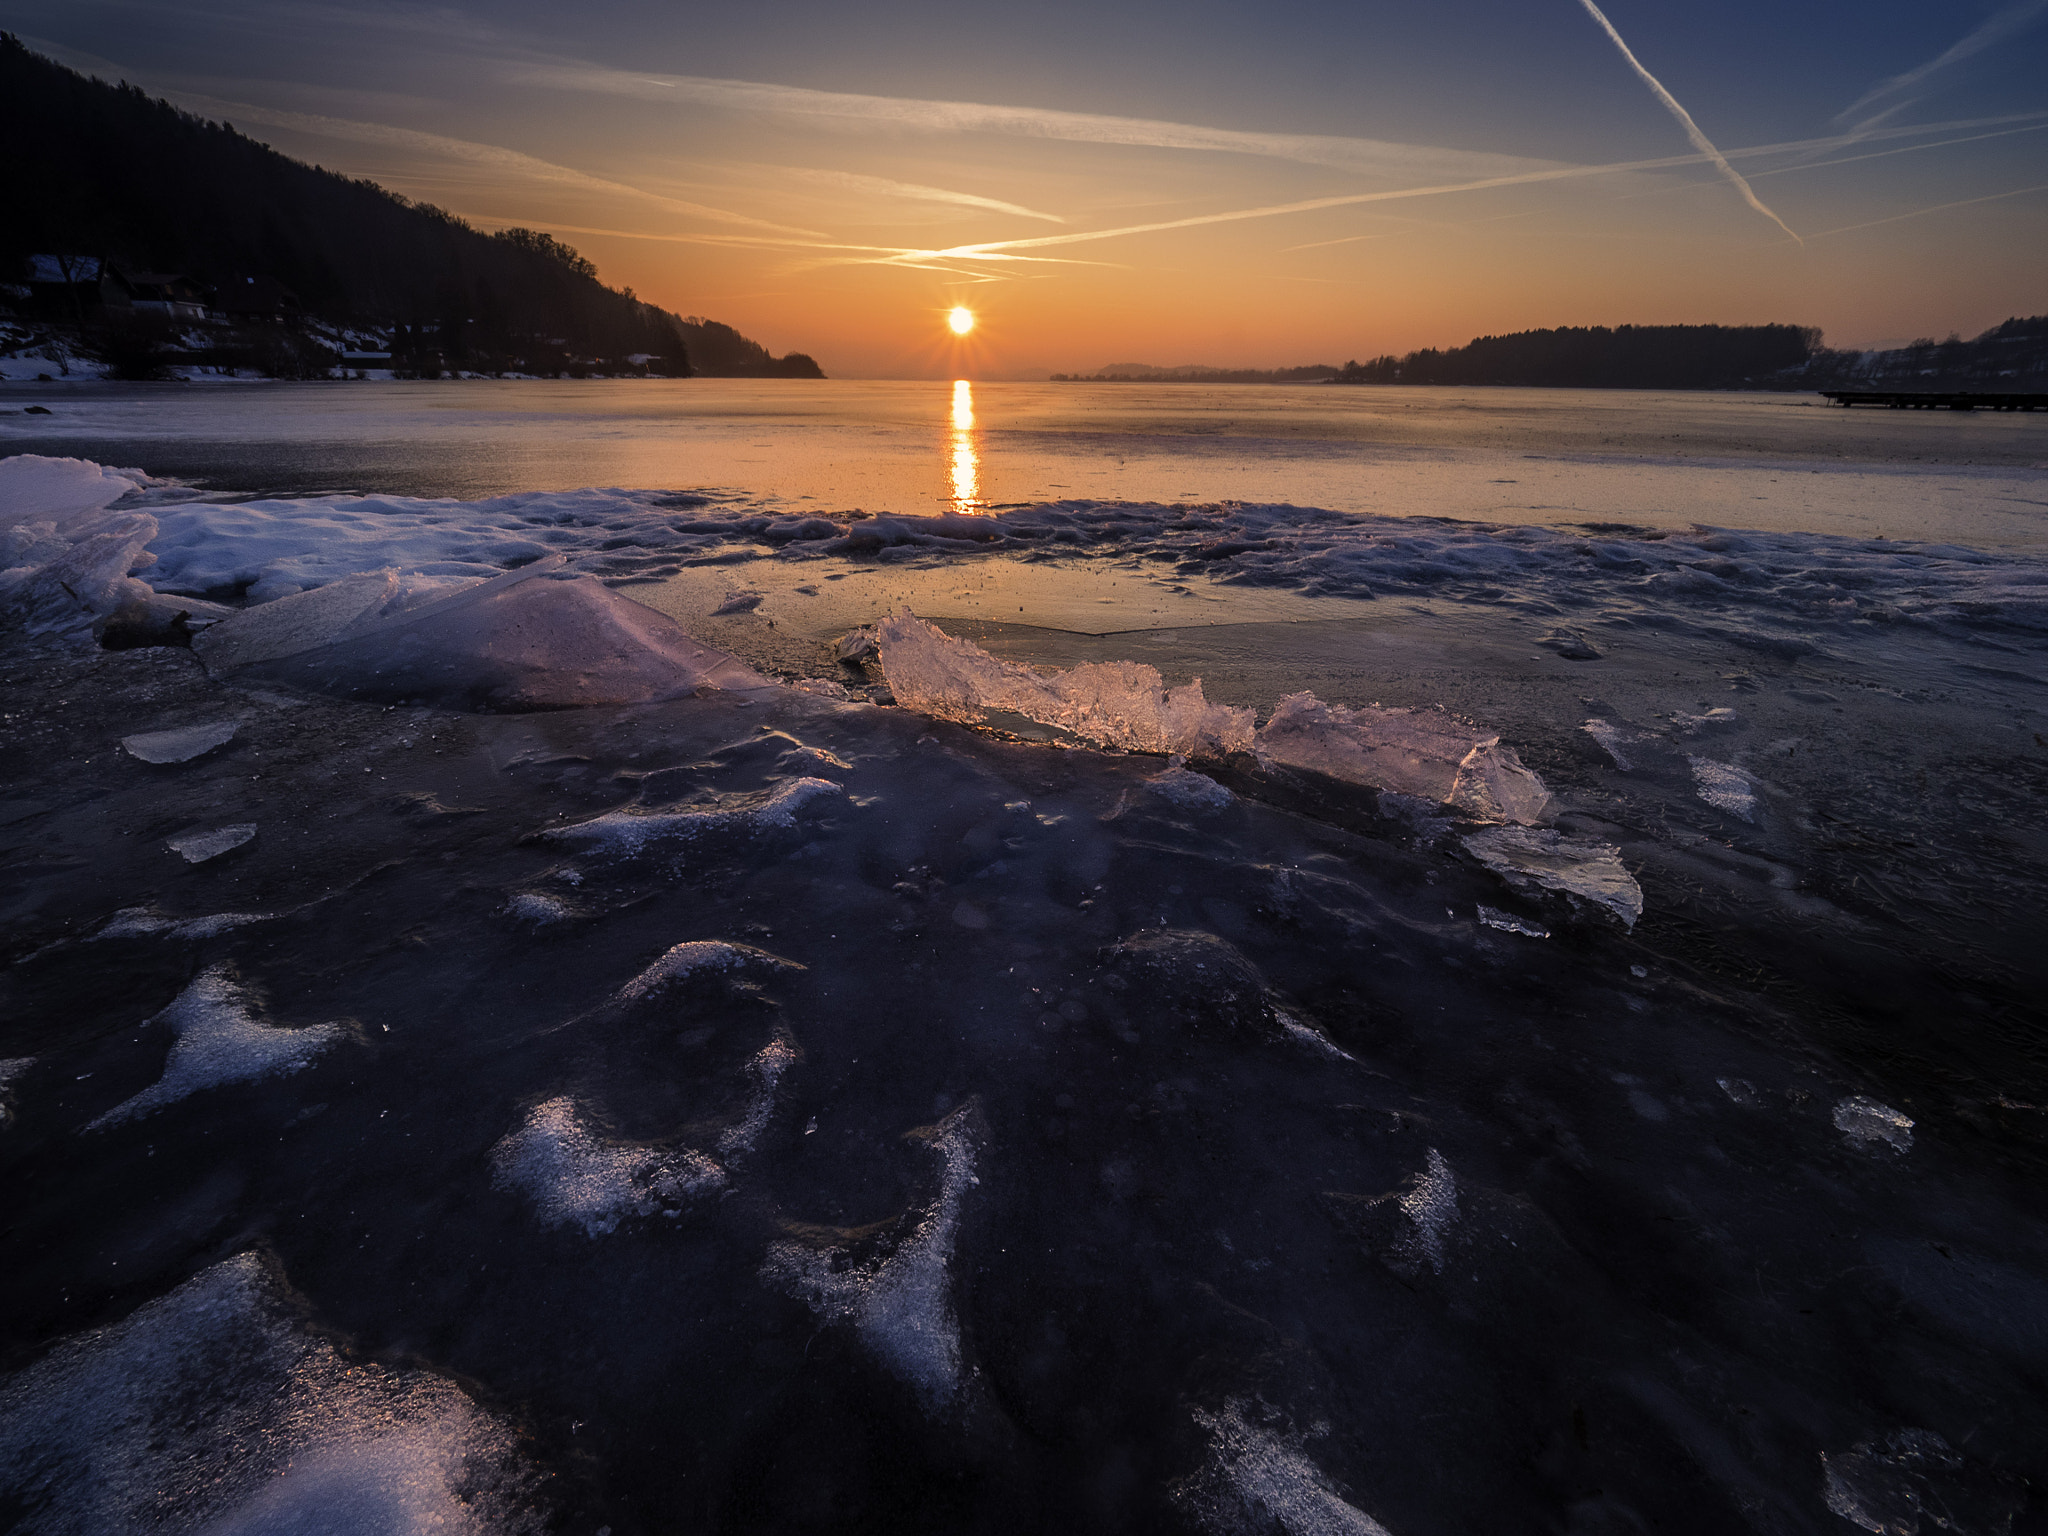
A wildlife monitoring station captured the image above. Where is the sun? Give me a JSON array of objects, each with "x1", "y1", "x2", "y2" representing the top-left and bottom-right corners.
[{"x1": 947, "y1": 306, "x2": 975, "y2": 336}]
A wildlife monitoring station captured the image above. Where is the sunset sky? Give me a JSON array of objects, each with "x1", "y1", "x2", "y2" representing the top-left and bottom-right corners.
[{"x1": 8, "y1": 0, "x2": 2046, "y2": 377}]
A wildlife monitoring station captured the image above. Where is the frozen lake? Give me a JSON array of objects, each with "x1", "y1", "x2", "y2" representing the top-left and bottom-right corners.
[
  {"x1": 3, "y1": 388, "x2": 2047, "y2": 1534},
  {"x1": 5, "y1": 376, "x2": 2048, "y2": 547}
]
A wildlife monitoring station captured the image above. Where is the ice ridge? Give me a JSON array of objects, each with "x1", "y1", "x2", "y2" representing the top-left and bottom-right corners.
[{"x1": 86, "y1": 966, "x2": 343, "y2": 1130}]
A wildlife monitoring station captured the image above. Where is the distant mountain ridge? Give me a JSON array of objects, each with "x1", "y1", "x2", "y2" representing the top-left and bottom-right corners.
[{"x1": 0, "y1": 34, "x2": 823, "y2": 379}]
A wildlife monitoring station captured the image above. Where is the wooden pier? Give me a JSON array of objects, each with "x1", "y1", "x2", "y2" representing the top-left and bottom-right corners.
[{"x1": 1821, "y1": 390, "x2": 2048, "y2": 411}]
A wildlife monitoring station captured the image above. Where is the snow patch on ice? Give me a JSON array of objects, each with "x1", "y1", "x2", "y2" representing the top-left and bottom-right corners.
[
  {"x1": 1395, "y1": 1148, "x2": 1460, "y2": 1276},
  {"x1": 1461, "y1": 827, "x2": 1643, "y2": 929},
  {"x1": 1581, "y1": 718, "x2": 1635, "y2": 772},
  {"x1": 717, "y1": 1038, "x2": 799, "y2": 1159},
  {"x1": 1834, "y1": 1095, "x2": 1914, "y2": 1154},
  {"x1": 877, "y1": 611, "x2": 1255, "y2": 757},
  {"x1": 503, "y1": 891, "x2": 574, "y2": 927},
  {"x1": 0, "y1": 1253, "x2": 546, "y2": 1535},
  {"x1": 93, "y1": 906, "x2": 273, "y2": 941},
  {"x1": 491, "y1": 1096, "x2": 726, "y2": 1236},
  {"x1": 1689, "y1": 757, "x2": 1759, "y2": 821},
  {"x1": 760, "y1": 1104, "x2": 978, "y2": 1411},
  {"x1": 1178, "y1": 1399, "x2": 1393, "y2": 1536},
  {"x1": 86, "y1": 967, "x2": 342, "y2": 1129},
  {"x1": 617, "y1": 939, "x2": 802, "y2": 1003}
]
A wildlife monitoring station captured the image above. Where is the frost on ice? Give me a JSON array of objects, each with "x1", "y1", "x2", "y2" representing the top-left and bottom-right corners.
[
  {"x1": 1176, "y1": 1400, "x2": 1394, "y2": 1536},
  {"x1": 86, "y1": 966, "x2": 343, "y2": 1129},
  {"x1": 1689, "y1": 757, "x2": 1759, "y2": 821},
  {"x1": 1461, "y1": 827, "x2": 1643, "y2": 930},
  {"x1": 760, "y1": 1104, "x2": 979, "y2": 1411},
  {"x1": 0, "y1": 1253, "x2": 546, "y2": 1535},
  {"x1": 717, "y1": 1038, "x2": 799, "y2": 1160},
  {"x1": 491, "y1": 1096, "x2": 726, "y2": 1236},
  {"x1": 1822, "y1": 1427, "x2": 2024, "y2": 1536}
]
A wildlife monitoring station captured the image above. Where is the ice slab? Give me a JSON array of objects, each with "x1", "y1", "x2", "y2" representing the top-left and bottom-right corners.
[
  {"x1": 1581, "y1": 718, "x2": 1635, "y2": 772},
  {"x1": 167, "y1": 824, "x2": 256, "y2": 863},
  {"x1": 1142, "y1": 763, "x2": 1236, "y2": 814},
  {"x1": 1477, "y1": 905, "x2": 1549, "y2": 938},
  {"x1": 877, "y1": 611, "x2": 1255, "y2": 758},
  {"x1": 0, "y1": 454, "x2": 143, "y2": 528},
  {"x1": 761, "y1": 1104, "x2": 978, "y2": 1411},
  {"x1": 491, "y1": 1096, "x2": 725, "y2": 1236},
  {"x1": 1834, "y1": 1095, "x2": 1914, "y2": 1153},
  {"x1": 86, "y1": 966, "x2": 342, "y2": 1129},
  {"x1": 1258, "y1": 692, "x2": 1550, "y2": 825},
  {"x1": 1461, "y1": 827, "x2": 1643, "y2": 929},
  {"x1": 121, "y1": 720, "x2": 238, "y2": 764},
  {"x1": 1179, "y1": 1400, "x2": 1393, "y2": 1536},
  {"x1": 0, "y1": 1253, "x2": 545, "y2": 1535},
  {"x1": 213, "y1": 559, "x2": 770, "y2": 711}
]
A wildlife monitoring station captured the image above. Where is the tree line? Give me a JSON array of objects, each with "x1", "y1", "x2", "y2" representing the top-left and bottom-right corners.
[{"x1": 0, "y1": 34, "x2": 823, "y2": 379}]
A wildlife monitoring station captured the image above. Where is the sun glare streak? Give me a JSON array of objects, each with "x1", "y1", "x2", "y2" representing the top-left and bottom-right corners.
[
  {"x1": 948, "y1": 306, "x2": 976, "y2": 334},
  {"x1": 948, "y1": 380, "x2": 982, "y2": 512}
]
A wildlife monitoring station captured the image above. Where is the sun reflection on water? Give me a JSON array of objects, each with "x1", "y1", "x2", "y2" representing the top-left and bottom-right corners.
[{"x1": 948, "y1": 379, "x2": 982, "y2": 512}]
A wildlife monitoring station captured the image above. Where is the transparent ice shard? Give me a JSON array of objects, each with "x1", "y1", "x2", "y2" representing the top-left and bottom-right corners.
[
  {"x1": 1462, "y1": 827, "x2": 1643, "y2": 929},
  {"x1": 121, "y1": 720, "x2": 238, "y2": 764}
]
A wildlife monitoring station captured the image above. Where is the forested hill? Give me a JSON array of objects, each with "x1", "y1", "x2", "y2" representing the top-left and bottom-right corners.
[
  {"x1": 1333, "y1": 324, "x2": 1816, "y2": 389},
  {"x1": 0, "y1": 35, "x2": 822, "y2": 378}
]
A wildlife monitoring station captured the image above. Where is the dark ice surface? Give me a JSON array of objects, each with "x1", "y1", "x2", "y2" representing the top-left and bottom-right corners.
[{"x1": 3, "y1": 613, "x2": 2047, "y2": 1533}]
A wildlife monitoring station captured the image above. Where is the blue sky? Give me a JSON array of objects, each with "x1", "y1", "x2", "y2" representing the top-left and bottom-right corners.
[{"x1": 9, "y1": 0, "x2": 2045, "y2": 374}]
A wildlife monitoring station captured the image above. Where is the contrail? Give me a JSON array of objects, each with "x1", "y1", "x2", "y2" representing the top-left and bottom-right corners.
[
  {"x1": 1805, "y1": 182, "x2": 2048, "y2": 240},
  {"x1": 1571, "y1": 0, "x2": 1802, "y2": 243},
  {"x1": 1837, "y1": 0, "x2": 2048, "y2": 128}
]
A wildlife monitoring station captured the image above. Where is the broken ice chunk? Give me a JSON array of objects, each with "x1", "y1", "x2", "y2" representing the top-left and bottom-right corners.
[
  {"x1": 1461, "y1": 826, "x2": 1643, "y2": 930},
  {"x1": 1476, "y1": 905, "x2": 1549, "y2": 938},
  {"x1": 713, "y1": 590, "x2": 764, "y2": 614},
  {"x1": 93, "y1": 906, "x2": 272, "y2": 941},
  {"x1": 121, "y1": 720, "x2": 238, "y2": 764},
  {"x1": 86, "y1": 966, "x2": 342, "y2": 1129},
  {"x1": 877, "y1": 611, "x2": 1255, "y2": 757},
  {"x1": 166, "y1": 824, "x2": 256, "y2": 864},
  {"x1": 548, "y1": 778, "x2": 844, "y2": 861},
  {"x1": 1833, "y1": 1095, "x2": 1913, "y2": 1153},
  {"x1": 1688, "y1": 757, "x2": 1758, "y2": 821},
  {"x1": 1258, "y1": 692, "x2": 1550, "y2": 825},
  {"x1": 1673, "y1": 707, "x2": 1739, "y2": 734},
  {"x1": 1142, "y1": 763, "x2": 1236, "y2": 814}
]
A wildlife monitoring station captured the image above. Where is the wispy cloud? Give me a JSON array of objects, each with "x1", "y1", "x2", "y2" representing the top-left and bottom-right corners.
[
  {"x1": 1837, "y1": 0, "x2": 2048, "y2": 128},
  {"x1": 1806, "y1": 181, "x2": 2048, "y2": 240},
  {"x1": 1571, "y1": 0, "x2": 1801, "y2": 243},
  {"x1": 506, "y1": 62, "x2": 1568, "y2": 186},
  {"x1": 762, "y1": 167, "x2": 1066, "y2": 223},
  {"x1": 165, "y1": 93, "x2": 824, "y2": 237}
]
